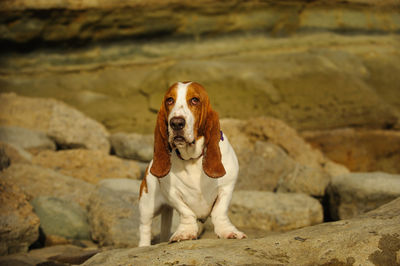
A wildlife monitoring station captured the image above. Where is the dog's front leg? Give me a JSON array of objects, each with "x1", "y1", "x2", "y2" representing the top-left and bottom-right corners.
[
  {"x1": 211, "y1": 187, "x2": 247, "y2": 239},
  {"x1": 168, "y1": 199, "x2": 199, "y2": 243}
]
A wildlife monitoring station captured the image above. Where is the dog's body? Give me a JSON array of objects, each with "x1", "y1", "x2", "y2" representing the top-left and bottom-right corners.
[{"x1": 138, "y1": 82, "x2": 246, "y2": 246}]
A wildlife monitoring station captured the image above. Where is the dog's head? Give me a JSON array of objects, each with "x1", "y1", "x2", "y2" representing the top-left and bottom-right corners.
[{"x1": 150, "y1": 81, "x2": 226, "y2": 178}]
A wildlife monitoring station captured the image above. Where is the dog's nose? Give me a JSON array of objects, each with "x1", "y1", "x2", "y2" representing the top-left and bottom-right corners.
[{"x1": 170, "y1": 117, "x2": 186, "y2": 131}]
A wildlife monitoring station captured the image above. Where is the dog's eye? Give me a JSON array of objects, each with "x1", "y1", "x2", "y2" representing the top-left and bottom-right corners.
[
  {"x1": 166, "y1": 97, "x2": 174, "y2": 106},
  {"x1": 190, "y1": 97, "x2": 200, "y2": 106}
]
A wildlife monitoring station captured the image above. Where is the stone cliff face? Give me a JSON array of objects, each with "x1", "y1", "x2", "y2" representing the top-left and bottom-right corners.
[{"x1": 0, "y1": 0, "x2": 400, "y2": 134}]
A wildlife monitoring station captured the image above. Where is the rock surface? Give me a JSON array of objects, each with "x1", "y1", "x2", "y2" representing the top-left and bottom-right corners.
[
  {"x1": 0, "y1": 142, "x2": 32, "y2": 167},
  {"x1": 30, "y1": 197, "x2": 90, "y2": 240},
  {"x1": 0, "y1": 244, "x2": 99, "y2": 266},
  {"x1": 82, "y1": 197, "x2": 400, "y2": 265},
  {"x1": 0, "y1": 93, "x2": 110, "y2": 152},
  {"x1": 110, "y1": 132, "x2": 153, "y2": 162},
  {"x1": 303, "y1": 128, "x2": 400, "y2": 174},
  {"x1": 32, "y1": 149, "x2": 141, "y2": 184},
  {"x1": 328, "y1": 172, "x2": 400, "y2": 220},
  {"x1": 0, "y1": 163, "x2": 95, "y2": 207},
  {"x1": 0, "y1": 126, "x2": 56, "y2": 154},
  {"x1": 221, "y1": 118, "x2": 347, "y2": 196},
  {"x1": 0, "y1": 180, "x2": 40, "y2": 256},
  {"x1": 229, "y1": 191, "x2": 323, "y2": 232},
  {"x1": 1, "y1": 34, "x2": 399, "y2": 134}
]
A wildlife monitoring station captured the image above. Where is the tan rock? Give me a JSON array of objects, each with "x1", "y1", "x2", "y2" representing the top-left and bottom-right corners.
[
  {"x1": 302, "y1": 128, "x2": 400, "y2": 174},
  {"x1": 221, "y1": 118, "x2": 347, "y2": 196},
  {"x1": 0, "y1": 141, "x2": 32, "y2": 166},
  {"x1": 229, "y1": 191, "x2": 323, "y2": 232},
  {"x1": 0, "y1": 179, "x2": 40, "y2": 255},
  {"x1": 82, "y1": 197, "x2": 400, "y2": 265},
  {"x1": 32, "y1": 149, "x2": 141, "y2": 184},
  {"x1": 0, "y1": 163, "x2": 94, "y2": 207},
  {"x1": 0, "y1": 93, "x2": 110, "y2": 152}
]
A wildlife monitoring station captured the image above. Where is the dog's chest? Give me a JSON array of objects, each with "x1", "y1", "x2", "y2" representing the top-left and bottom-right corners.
[{"x1": 161, "y1": 157, "x2": 219, "y2": 219}]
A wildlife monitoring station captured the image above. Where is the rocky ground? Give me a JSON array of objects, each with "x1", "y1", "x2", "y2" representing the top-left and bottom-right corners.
[
  {"x1": 0, "y1": 94, "x2": 399, "y2": 265},
  {"x1": 1, "y1": 0, "x2": 400, "y2": 265}
]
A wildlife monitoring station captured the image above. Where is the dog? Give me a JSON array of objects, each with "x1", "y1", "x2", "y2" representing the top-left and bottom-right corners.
[{"x1": 138, "y1": 81, "x2": 246, "y2": 246}]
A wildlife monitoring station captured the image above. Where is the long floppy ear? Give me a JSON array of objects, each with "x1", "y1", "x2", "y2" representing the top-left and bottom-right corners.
[
  {"x1": 150, "y1": 104, "x2": 171, "y2": 178},
  {"x1": 202, "y1": 108, "x2": 226, "y2": 178}
]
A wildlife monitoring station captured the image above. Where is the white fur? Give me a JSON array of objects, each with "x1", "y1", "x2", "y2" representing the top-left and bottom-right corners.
[
  {"x1": 139, "y1": 84, "x2": 245, "y2": 247},
  {"x1": 168, "y1": 82, "x2": 195, "y2": 145}
]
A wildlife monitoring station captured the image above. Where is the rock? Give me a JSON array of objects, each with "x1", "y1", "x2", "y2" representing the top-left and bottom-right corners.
[
  {"x1": 0, "y1": 126, "x2": 56, "y2": 154},
  {"x1": 221, "y1": 118, "x2": 345, "y2": 196},
  {"x1": 1, "y1": 33, "x2": 400, "y2": 134},
  {"x1": 87, "y1": 179, "x2": 178, "y2": 247},
  {"x1": 0, "y1": 163, "x2": 95, "y2": 208},
  {"x1": 0, "y1": 1, "x2": 399, "y2": 43},
  {"x1": 229, "y1": 191, "x2": 323, "y2": 232},
  {"x1": 32, "y1": 149, "x2": 141, "y2": 184},
  {"x1": 0, "y1": 244, "x2": 99, "y2": 266},
  {"x1": 0, "y1": 179, "x2": 40, "y2": 255},
  {"x1": 302, "y1": 128, "x2": 400, "y2": 174},
  {"x1": 30, "y1": 196, "x2": 90, "y2": 240},
  {"x1": 0, "y1": 141, "x2": 32, "y2": 166},
  {"x1": 82, "y1": 197, "x2": 400, "y2": 265},
  {"x1": 328, "y1": 172, "x2": 400, "y2": 220},
  {"x1": 110, "y1": 132, "x2": 153, "y2": 162},
  {"x1": 275, "y1": 164, "x2": 331, "y2": 197},
  {"x1": 0, "y1": 93, "x2": 110, "y2": 152}
]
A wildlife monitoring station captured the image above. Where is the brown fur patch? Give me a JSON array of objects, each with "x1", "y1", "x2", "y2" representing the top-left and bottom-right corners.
[{"x1": 139, "y1": 166, "x2": 149, "y2": 199}]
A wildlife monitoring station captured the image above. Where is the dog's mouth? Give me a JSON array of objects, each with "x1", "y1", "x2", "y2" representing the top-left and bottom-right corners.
[{"x1": 173, "y1": 136, "x2": 186, "y2": 143}]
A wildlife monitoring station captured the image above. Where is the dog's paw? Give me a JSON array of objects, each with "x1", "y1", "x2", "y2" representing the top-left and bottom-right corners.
[
  {"x1": 169, "y1": 230, "x2": 197, "y2": 243},
  {"x1": 216, "y1": 229, "x2": 247, "y2": 240},
  {"x1": 169, "y1": 225, "x2": 198, "y2": 243}
]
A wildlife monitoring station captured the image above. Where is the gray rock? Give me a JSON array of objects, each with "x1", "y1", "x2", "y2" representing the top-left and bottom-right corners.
[
  {"x1": 110, "y1": 132, "x2": 153, "y2": 162},
  {"x1": 87, "y1": 179, "x2": 178, "y2": 248},
  {"x1": 30, "y1": 197, "x2": 90, "y2": 240},
  {"x1": 328, "y1": 172, "x2": 400, "y2": 220},
  {"x1": 82, "y1": 197, "x2": 400, "y2": 266},
  {"x1": 229, "y1": 191, "x2": 323, "y2": 232},
  {"x1": 0, "y1": 180, "x2": 40, "y2": 256},
  {"x1": 0, "y1": 126, "x2": 56, "y2": 153},
  {"x1": 0, "y1": 164, "x2": 95, "y2": 208}
]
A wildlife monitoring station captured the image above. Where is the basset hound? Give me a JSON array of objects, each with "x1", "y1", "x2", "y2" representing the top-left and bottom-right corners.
[{"x1": 138, "y1": 81, "x2": 246, "y2": 246}]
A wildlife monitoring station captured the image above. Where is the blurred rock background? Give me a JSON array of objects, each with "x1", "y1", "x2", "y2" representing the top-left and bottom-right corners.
[{"x1": 1, "y1": 0, "x2": 400, "y2": 265}]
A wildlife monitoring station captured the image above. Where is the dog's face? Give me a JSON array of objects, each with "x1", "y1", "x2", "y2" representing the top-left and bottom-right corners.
[
  {"x1": 164, "y1": 82, "x2": 208, "y2": 149},
  {"x1": 150, "y1": 81, "x2": 226, "y2": 179}
]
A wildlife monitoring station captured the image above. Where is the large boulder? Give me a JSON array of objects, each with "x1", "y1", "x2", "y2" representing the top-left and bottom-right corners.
[
  {"x1": 221, "y1": 118, "x2": 347, "y2": 196},
  {"x1": 32, "y1": 149, "x2": 141, "y2": 184},
  {"x1": 82, "y1": 197, "x2": 400, "y2": 265},
  {"x1": 328, "y1": 172, "x2": 400, "y2": 220},
  {"x1": 0, "y1": 163, "x2": 95, "y2": 208},
  {"x1": 30, "y1": 196, "x2": 90, "y2": 240},
  {"x1": 0, "y1": 180, "x2": 40, "y2": 255},
  {"x1": 302, "y1": 128, "x2": 400, "y2": 174},
  {"x1": 0, "y1": 126, "x2": 56, "y2": 154},
  {"x1": 229, "y1": 191, "x2": 323, "y2": 232},
  {"x1": 0, "y1": 93, "x2": 110, "y2": 152}
]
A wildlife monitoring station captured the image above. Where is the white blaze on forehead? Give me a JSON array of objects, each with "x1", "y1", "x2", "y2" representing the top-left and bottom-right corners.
[{"x1": 168, "y1": 82, "x2": 195, "y2": 143}]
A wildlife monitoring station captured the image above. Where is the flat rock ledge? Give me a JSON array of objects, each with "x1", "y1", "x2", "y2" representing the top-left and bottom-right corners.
[{"x1": 83, "y1": 197, "x2": 400, "y2": 266}]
